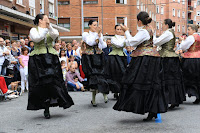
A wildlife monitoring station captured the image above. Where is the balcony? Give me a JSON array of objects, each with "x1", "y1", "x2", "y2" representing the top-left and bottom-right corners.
[{"x1": 188, "y1": 19, "x2": 193, "y2": 24}]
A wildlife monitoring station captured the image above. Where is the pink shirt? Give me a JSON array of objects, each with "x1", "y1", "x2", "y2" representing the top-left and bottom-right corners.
[{"x1": 18, "y1": 55, "x2": 29, "y2": 68}]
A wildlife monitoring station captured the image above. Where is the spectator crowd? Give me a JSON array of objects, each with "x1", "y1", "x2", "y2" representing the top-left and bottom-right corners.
[{"x1": 0, "y1": 36, "x2": 134, "y2": 101}]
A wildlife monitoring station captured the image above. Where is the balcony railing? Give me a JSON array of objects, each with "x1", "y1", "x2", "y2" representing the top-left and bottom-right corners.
[{"x1": 188, "y1": 6, "x2": 194, "y2": 11}]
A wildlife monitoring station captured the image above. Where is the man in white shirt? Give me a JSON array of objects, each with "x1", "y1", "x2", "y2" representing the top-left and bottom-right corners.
[{"x1": 0, "y1": 37, "x2": 10, "y2": 75}]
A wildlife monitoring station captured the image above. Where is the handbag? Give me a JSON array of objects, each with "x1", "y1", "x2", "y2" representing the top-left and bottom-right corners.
[{"x1": 2, "y1": 58, "x2": 9, "y2": 67}]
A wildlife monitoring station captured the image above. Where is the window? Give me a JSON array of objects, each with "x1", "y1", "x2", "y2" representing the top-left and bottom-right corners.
[
  {"x1": 178, "y1": 10, "x2": 180, "y2": 17},
  {"x1": 161, "y1": 23, "x2": 163, "y2": 30},
  {"x1": 194, "y1": 2, "x2": 196, "y2": 8},
  {"x1": 116, "y1": 17, "x2": 127, "y2": 25},
  {"x1": 161, "y1": 7, "x2": 164, "y2": 14},
  {"x1": 149, "y1": 11, "x2": 151, "y2": 17},
  {"x1": 194, "y1": 15, "x2": 196, "y2": 21},
  {"x1": 146, "y1": 8, "x2": 148, "y2": 12},
  {"x1": 178, "y1": 25, "x2": 180, "y2": 32},
  {"x1": 197, "y1": 11, "x2": 200, "y2": 16},
  {"x1": 198, "y1": 0, "x2": 200, "y2": 6},
  {"x1": 173, "y1": 0, "x2": 175, "y2": 1},
  {"x1": 182, "y1": 26, "x2": 185, "y2": 33},
  {"x1": 84, "y1": 17, "x2": 98, "y2": 29},
  {"x1": 173, "y1": 9, "x2": 175, "y2": 16},
  {"x1": 182, "y1": 11, "x2": 185, "y2": 18},
  {"x1": 156, "y1": 22, "x2": 159, "y2": 30},
  {"x1": 29, "y1": 0, "x2": 35, "y2": 16},
  {"x1": 84, "y1": 0, "x2": 98, "y2": 4},
  {"x1": 137, "y1": 0, "x2": 139, "y2": 9},
  {"x1": 58, "y1": 18, "x2": 70, "y2": 29},
  {"x1": 144, "y1": 5, "x2": 145, "y2": 11},
  {"x1": 29, "y1": 7, "x2": 35, "y2": 16},
  {"x1": 141, "y1": 3, "x2": 143, "y2": 11},
  {"x1": 155, "y1": 14, "x2": 156, "y2": 21},
  {"x1": 152, "y1": 13, "x2": 154, "y2": 21},
  {"x1": 182, "y1": 0, "x2": 185, "y2": 4},
  {"x1": 116, "y1": 0, "x2": 127, "y2": 4},
  {"x1": 40, "y1": 0, "x2": 44, "y2": 13},
  {"x1": 58, "y1": 0, "x2": 70, "y2": 5},
  {"x1": 49, "y1": 2, "x2": 54, "y2": 18},
  {"x1": 178, "y1": 0, "x2": 180, "y2": 3},
  {"x1": 156, "y1": 6, "x2": 159, "y2": 13},
  {"x1": 16, "y1": 0, "x2": 23, "y2": 5},
  {"x1": 173, "y1": 26, "x2": 175, "y2": 32}
]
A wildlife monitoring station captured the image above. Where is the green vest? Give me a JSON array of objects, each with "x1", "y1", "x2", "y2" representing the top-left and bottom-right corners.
[
  {"x1": 109, "y1": 36, "x2": 126, "y2": 56},
  {"x1": 29, "y1": 27, "x2": 58, "y2": 56},
  {"x1": 158, "y1": 29, "x2": 178, "y2": 57}
]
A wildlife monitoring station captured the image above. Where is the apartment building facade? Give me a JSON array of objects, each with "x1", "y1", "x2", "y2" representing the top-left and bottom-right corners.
[
  {"x1": 0, "y1": 0, "x2": 67, "y2": 40},
  {"x1": 155, "y1": 0, "x2": 187, "y2": 37},
  {"x1": 58, "y1": 0, "x2": 157, "y2": 41}
]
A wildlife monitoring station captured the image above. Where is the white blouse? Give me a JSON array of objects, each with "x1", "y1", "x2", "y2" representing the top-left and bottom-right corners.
[
  {"x1": 125, "y1": 29, "x2": 150, "y2": 47},
  {"x1": 82, "y1": 31, "x2": 107, "y2": 49},
  {"x1": 29, "y1": 24, "x2": 59, "y2": 43},
  {"x1": 111, "y1": 35, "x2": 126, "y2": 48},
  {"x1": 179, "y1": 34, "x2": 196, "y2": 51},
  {"x1": 153, "y1": 29, "x2": 174, "y2": 46}
]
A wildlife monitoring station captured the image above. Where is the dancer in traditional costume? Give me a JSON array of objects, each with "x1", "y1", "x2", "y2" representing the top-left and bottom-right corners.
[
  {"x1": 153, "y1": 19, "x2": 186, "y2": 109},
  {"x1": 177, "y1": 24, "x2": 200, "y2": 104},
  {"x1": 105, "y1": 25, "x2": 127, "y2": 99},
  {"x1": 81, "y1": 20, "x2": 109, "y2": 107},
  {"x1": 113, "y1": 12, "x2": 168, "y2": 121},
  {"x1": 27, "y1": 14, "x2": 74, "y2": 119}
]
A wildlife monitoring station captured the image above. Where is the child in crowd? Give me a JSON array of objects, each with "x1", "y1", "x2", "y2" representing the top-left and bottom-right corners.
[
  {"x1": 61, "y1": 60, "x2": 68, "y2": 81},
  {"x1": 73, "y1": 75, "x2": 85, "y2": 92}
]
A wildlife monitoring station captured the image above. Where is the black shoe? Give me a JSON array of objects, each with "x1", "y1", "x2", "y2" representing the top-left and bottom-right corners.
[
  {"x1": 193, "y1": 99, "x2": 200, "y2": 104},
  {"x1": 91, "y1": 101, "x2": 97, "y2": 107},
  {"x1": 143, "y1": 113, "x2": 157, "y2": 122},
  {"x1": 44, "y1": 109, "x2": 51, "y2": 119}
]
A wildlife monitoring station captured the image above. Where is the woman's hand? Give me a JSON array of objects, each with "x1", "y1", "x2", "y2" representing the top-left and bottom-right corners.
[
  {"x1": 175, "y1": 50, "x2": 183, "y2": 55},
  {"x1": 120, "y1": 24, "x2": 129, "y2": 32},
  {"x1": 96, "y1": 25, "x2": 102, "y2": 34}
]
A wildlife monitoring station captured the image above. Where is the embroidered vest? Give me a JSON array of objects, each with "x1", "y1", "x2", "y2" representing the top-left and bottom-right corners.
[
  {"x1": 82, "y1": 39, "x2": 103, "y2": 55},
  {"x1": 30, "y1": 27, "x2": 58, "y2": 56},
  {"x1": 183, "y1": 34, "x2": 200, "y2": 58},
  {"x1": 109, "y1": 36, "x2": 126, "y2": 56},
  {"x1": 131, "y1": 27, "x2": 160, "y2": 57},
  {"x1": 158, "y1": 29, "x2": 178, "y2": 57}
]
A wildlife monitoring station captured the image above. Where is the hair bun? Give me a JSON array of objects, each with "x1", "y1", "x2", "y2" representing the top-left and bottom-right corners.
[
  {"x1": 147, "y1": 17, "x2": 152, "y2": 24},
  {"x1": 172, "y1": 22, "x2": 176, "y2": 27}
]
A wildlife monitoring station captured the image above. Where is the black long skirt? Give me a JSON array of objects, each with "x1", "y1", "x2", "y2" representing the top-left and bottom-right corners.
[
  {"x1": 82, "y1": 54, "x2": 109, "y2": 94},
  {"x1": 161, "y1": 57, "x2": 186, "y2": 105},
  {"x1": 182, "y1": 58, "x2": 200, "y2": 99},
  {"x1": 105, "y1": 55, "x2": 127, "y2": 93},
  {"x1": 27, "y1": 54, "x2": 74, "y2": 110},
  {"x1": 113, "y1": 56, "x2": 168, "y2": 115}
]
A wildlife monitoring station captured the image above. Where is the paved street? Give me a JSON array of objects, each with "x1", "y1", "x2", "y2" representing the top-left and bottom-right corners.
[{"x1": 0, "y1": 92, "x2": 200, "y2": 133}]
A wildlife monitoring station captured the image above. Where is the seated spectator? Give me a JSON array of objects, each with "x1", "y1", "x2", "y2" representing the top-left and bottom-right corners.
[
  {"x1": 66, "y1": 43, "x2": 75, "y2": 58},
  {"x1": 61, "y1": 60, "x2": 68, "y2": 81},
  {"x1": 0, "y1": 76, "x2": 19, "y2": 99},
  {"x1": 68, "y1": 55, "x2": 78, "y2": 71},
  {"x1": 65, "y1": 64, "x2": 84, "y2": 91},
  {"x1": 5, "y1": 71, "x2": 20, "y2": 93},
  {"x1": 73, "y1": 75, "x2": 85, "y2": 91},
  {"x1": 28, "y1": 41, "x2": 34, "y2": 53}
]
